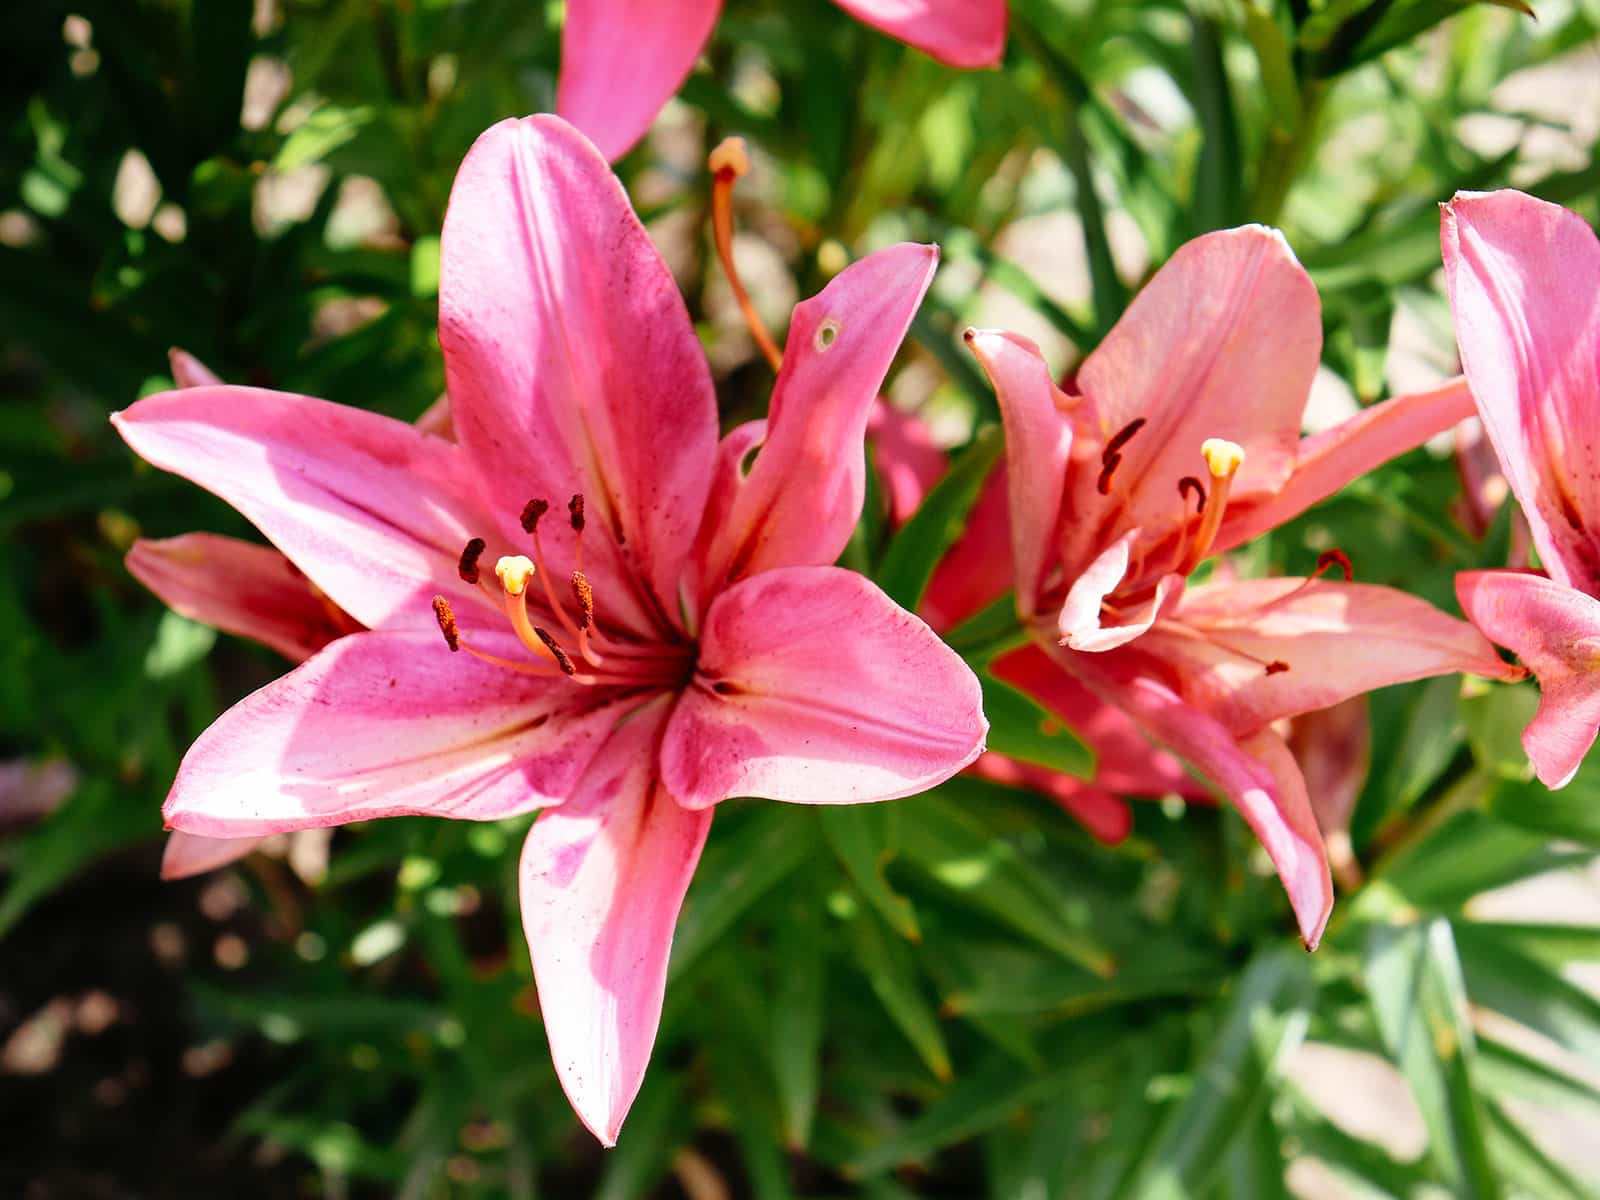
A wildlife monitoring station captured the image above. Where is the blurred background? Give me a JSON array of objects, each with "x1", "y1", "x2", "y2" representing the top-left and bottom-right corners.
[{"x1": 3, "y1": 0, "x2": 1599, "y2": 1196}]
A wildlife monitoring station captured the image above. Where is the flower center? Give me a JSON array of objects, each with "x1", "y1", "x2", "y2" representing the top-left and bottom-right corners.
[{"x1": 430, "y1": 492, "x2": 692, "y2": 690}]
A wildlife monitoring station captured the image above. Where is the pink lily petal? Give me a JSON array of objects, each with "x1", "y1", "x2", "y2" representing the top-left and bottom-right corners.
[
  {"x1": 1458, "y1": 569, "x2": 1600, "y2": 788},
  {"x1": 661, "y1": 566, "x2": 987, "y2": 809},
  {"x1": 1058, "y1": 527, "x2": 1185, "y2": 651},
  {"x1": 126, "y1": 534, "x2": 349, "y2": 663},
  {"x1": 1453, "y1": 416, "x2": 1509, "y2": 539},
  {"x1": 695, "y1": 420, "x2": 768, "y2": 583},
  {"x1": 1287, "y1": 696, "x2": 1370, "y2": 841},
  {"x1": 832, "y1": 0, "x2": 1006, "y2": 67},
  {"x1": 1066, "y1": 644, "x2": 1332, "y2": 949},
  {"x1": 168, "y1": 347, "x2": 222, "y2": 389},
  {"x1": 962, "y1": 331, "x2": 1074, "y2": 617},
  {"x1": 869, "y1": 398, "x2": 947, "y2": 527},
  {"x1": 557, "y1": 0, "x2": 721, "y2": 162},
  {"x1": 163, "y1": 631, "x2": 632, "y2": 839},
  {"x1": 520, "y1": 700, "x2": 712, "y2": 1146},
  {"x1": 439, "y1": 115, "x2": 718, "y2": 637},
  {"x1": 699, "y1": 244, "x2": 939, "y2": 595},
  {"x1": 161, "y1": 831, "x2": 263, "y2": 880},
  {"x1": 1212, "y1": 379, "x2": 1476, "y2": 555},
  {"x1": 1139, "y1": 578, "x2": 1521, "y2": 735},
  {"x1": 921, "y1": 465, "x2": 1013, "y2": 633},
  {"x1": 1443, "y1": 191, "x2": 1600, "y2": 594},
  {"x1": 1060, "y1": 226, "x2": 1321, "y2": 573},
  {"x1": 990, "y1": 645, "x2": 1205, "y2": 799},
  {"x1": 967, "y1": 752, "x2": 1133, "y2": 845},
  {"x1": 111, "y1": 387, "x2": 494, "y2": 633},
  {"x1": 414, "y1": 394, "x2": 454, "y2": 441}
]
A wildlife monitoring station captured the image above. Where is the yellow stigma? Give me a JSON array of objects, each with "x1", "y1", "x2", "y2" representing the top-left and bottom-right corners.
[
  {"x1": 708, "y1": 136, "x2": 750, "y2": 178},
  {"x1": 1201, "y1": 438, "x2": 1245, "y2": 479},
  {"x1": 495, "y1": 555, "x2": 535, "y2": 597}
]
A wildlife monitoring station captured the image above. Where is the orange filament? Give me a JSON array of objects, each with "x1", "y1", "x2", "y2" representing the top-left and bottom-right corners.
[
  {"x1": 709, "y1": 136, "x2": 783, "y2": 373},
  {"x1": 518, "y1": 494, "x2": 597, "y2": 662},
  {"x1": 1177, "y1": 438, "x2": 1244, "y2": 576}
]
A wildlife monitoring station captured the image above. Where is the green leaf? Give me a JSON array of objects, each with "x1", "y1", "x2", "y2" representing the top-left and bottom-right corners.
[
  {"x1": 842, "y1": 901, "x2": 951, "y2": 1082},
  {"x1": 1113, "y1": 948, "x2": 1314, "y2": 1199},
  {"x1": 771, "y1": 893, "x2": 827, "y2": 1149},
  {"x1": 875, "y1": 425, "x2": 1001, "y2": 612},
  {"x1": 669, "y1": 806, "x2": 816, "y2": 982},
  {"x1": 1477, "y1": 1034, "x2": 1600, "y2": 1118},
  {"x1": 274, "y1": 104, "x2": 377, "y2": 171},
  {"x1": 1455, "y1": 922, "x2": 1600, "y2": 1061},
  {"x1": 1364, "y1": 919, "x2": 1501, "y2": 1198},
  {"x1": 979, "y1": 670, "x2": 1095, "y2": 779},
  {"x1": 1483, "y1": 1099, "x2": 1591, "y2": 1200},
  {"x1": 820, "y1": 804, "x2": 921, "y2": 942},
  {"x1": 1491, "y1": 753, "x2": 1600, "y2": 844},
  {"x1": 896, "y1": 792, "x2": 1115, "y2": 976}
]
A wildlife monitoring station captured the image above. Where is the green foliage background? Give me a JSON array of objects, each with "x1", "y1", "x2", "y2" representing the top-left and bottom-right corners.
[{"x1": 3, "y1": 0, "x2": 1599, "y2": 1195}]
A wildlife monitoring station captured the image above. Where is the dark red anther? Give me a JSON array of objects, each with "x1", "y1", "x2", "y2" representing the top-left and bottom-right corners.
[
  {"x1": 1102, "y1": 417, "x2": 1147, "y2": 462},
  {"x1": 568, "y1": 493, "x2": 586, "y2": 533},
  {"x1": 1316, "y1": 549, "x2": 1353, "y2": 581},
  {"x1": 432, "y1": 596, "x2": 460, "y2": 652},
  {"x1": 520, "y1": 498, "x2": 549, "y2": 534},
  {"x1": 1096, "y1": 453, "x2": 1122, "y2": 495},
  {"x1": 1265, "y1": 660, "x2": 1290, "y2": 676},
  {"x1": 534, "y1": 626, "x2": 576, "y2": 676},
  {"x1": 1178, "y1": 476, "x2": 1207, "y2": 513},
  {"x1": 457, "y1": 537, "x2": 486, "y2": 585}
]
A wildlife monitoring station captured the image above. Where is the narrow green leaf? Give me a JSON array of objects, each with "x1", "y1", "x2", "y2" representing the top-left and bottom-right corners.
[
  {"x1": 1113, "y1": 948, "x2": 1314, "y2": 1199},
  {"x1": 771, "y1": 894, "x2": 827, "y2": 1150},
  {"x1": 1455, "y1": 923, "x2": 1600, "y2": 1061},
  {"x1": 979, "y1": 670, "x2": 1095, "y2": 779},
  {"x1": 820, "y1": 805, "x2": 921, "y2": 942},
  {"x1": 1492, "y1": 753, "x2": 1600, "y2": 844},
  {"x1": 1483, "y1": 1099, "x2": 1591, "y2": 1200},
  {"x1": 843, "y1": 902, "x2": 951, "y2": 1083},
  {"x1": 876, "y1": 425, "x2": 1002, "y2": 611},
  {"x1": 1477, "y1": 1034, "x2": 1600, "y2": 1118},
  {"x1": 897, "y1": 793, "x2": 1115, "y2": 976},
  {"x1": 1364, "y1": 919, "x2": 1501, "y2": 1198},
  {"x1": 669, "y1": 807, "x2": 816, "y2": 982}
]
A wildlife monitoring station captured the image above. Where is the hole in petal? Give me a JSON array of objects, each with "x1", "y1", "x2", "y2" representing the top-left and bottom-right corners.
[{"x1": 815, "y1": 318, "x2": 841, "y2": 352}]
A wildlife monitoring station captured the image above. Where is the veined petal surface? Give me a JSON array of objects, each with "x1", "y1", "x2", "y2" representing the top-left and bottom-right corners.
[
  {"x1": 163, "y1": 631, "x2": 633, "y2": 838},
  {"x1": 520, "y1": 701, "x2": 711, "y2": 1146},
  {"x1": 662, "y1": 566, "x2": 986, "y2": 809}
]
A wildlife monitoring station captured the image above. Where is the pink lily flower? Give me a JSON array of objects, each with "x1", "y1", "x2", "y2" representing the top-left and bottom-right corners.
[
  {"x1": 112, "y1": 115, "x2": 985, "y2": 1144},
  {"x1": 1444, "y1": 189, "x2": 1600, "y2": 788},
  {"x1": 560, "y1": 0, "x2": 1007, "y2": 161},
  {"x1": 965, "y1": 225, "x2": 1521, "y2": 949},
  {"x1": 921, "y1": 468, "x2": 1207, "y2": 844}
]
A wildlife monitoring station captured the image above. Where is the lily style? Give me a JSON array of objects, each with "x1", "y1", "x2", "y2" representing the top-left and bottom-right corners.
[
  {"x1": 113, "y1": 115, "x2": 986, "y2": 1144},
  {"x1": 560, "y1": 0, "x2": 1007, "y2": 161},
  {"x1": 1445, "y1": 190, "x2": 1600, "y2": 789},
  {"x1": 965, "y1": 225, "x2": 1522, "y2": 950}
]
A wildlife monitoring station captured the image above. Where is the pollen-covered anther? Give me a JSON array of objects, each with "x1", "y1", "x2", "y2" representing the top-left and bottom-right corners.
[
  {"x1": 534, "y1": 626, "x2": 576, "y2": 676},
  {"x1": 571, "y1": 571, "x2": 595, "y2": 630},
  {"x1": 567, "y1": 493, "x2": 586, "y2": 533},
  {"x1": 495, "y1": 555, "x2": 535, "y2": 597},
  {"x1": 520, "y1": 498, "x2": 549, "y2": 534},
  {"x1": 432, "y1": 596, "x2": 460, "y2": 652},
  {"x1": 1201, "y1": 437, "x2": 1245, "y2": 480},
  {"x1": 457, "y1": 537, "x2": 486, "y2": 585}
]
